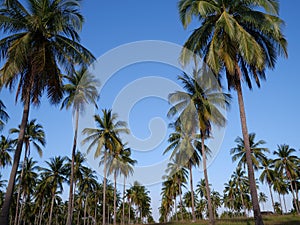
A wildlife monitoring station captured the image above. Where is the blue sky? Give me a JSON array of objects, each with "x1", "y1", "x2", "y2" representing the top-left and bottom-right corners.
[{"x1": 1, "y1": 0, "x2": 300, "y2": 221}]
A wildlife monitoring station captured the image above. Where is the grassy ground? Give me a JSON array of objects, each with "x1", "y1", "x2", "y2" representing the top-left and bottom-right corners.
[{"x1": 159, "y1": 215, "x2": 300, "y2": 225}]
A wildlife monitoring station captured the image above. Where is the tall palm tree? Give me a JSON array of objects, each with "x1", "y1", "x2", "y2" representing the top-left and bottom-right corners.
[
  {"x1": 0, "y1": 100, "x2": 9, "y2": 131},
  {"x1": 0, "y1": 1, "x2": 94, "y2": 223},
  {"x1": 164, "y1": 122, "x2": 201, "y2": 222},
  {"x1": 178, "y1": 1, "x2": 287, "y2": 224},
  {"x1": 0, "y1": 135, "x2": 14, "y2": 168},
  {"x1": 10, "y1": 119, "x2": 45, "y2": 225},
  {"x1": 61, "y1": 67, "x2": 99, "y2": 225},
  {"x1": 231, "y1": 133, "x2": 269, "y2": 170},
  {"x1": 168, "y1": 69, "x2": 230, "y2": 224},
  {"x1": 259, "y1": 158, "x2": 276, "y2": 213},
  {"x1": 273, "y1": 144, "x2": 299, "y2": 214},
  {"x1": 40, "y1": 156, "x2": 68, "y2": 225},
  {"x1": 82, "y1": 109, "x2": 129, "y2": 225}
]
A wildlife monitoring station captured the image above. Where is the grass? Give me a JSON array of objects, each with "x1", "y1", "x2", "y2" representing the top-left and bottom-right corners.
[{"x1": 158, "y1": 215, "x2": 300, "y2": 225}]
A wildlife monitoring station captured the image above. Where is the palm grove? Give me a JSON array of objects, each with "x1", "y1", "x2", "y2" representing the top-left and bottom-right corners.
[{"x1": 0, "y1": 1, "x2": 297, "y2": 225}]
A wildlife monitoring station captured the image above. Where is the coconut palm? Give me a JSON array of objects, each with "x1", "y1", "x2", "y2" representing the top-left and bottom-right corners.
[
  {"x1": 0, "y1": 100, "x2": 9, "y2": 131},
  {"x1": 258, "y1": 192, "x2": 268, "y2": 211},
  {"x1": 0, "y1": 135, "x2": 14, "y2": 168},
  {"x1": 231, "y1": 133, "x2": 269, "y2": 170},
  {"x1": 61, "y1": 67, "x2": 99, "y2": 225},
  {"x1": 259, "y1": 158, "x2": 276, "y2": 213},
  {"x1": 273, "y1": 144, "x2": 299, "y2": 213},
  {"x1": 40, "y1": 156, "x2": 68, "y2": 225},
  {"x1": 0, "y1": 0, "x2": 95, "y2": 222},
  {"x1": 10, "y1": 119, "x2": 45, "y2": 225},
  {"x1": 168, "y1": 69, "x2": 230, "y2": 224},
  {"x1": 164, "y1": 122, "x2": 201, "y2": 221},
  {"x1": 178, "y1": 0, "x2": 287, "y2": 224},
  {"x1": 82, "y1": 109, "x2": 129, "y2": 225}
]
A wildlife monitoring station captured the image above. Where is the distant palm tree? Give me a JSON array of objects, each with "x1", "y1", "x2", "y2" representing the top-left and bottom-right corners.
[
  {"x1": 178, "y1": 0, "x2": 287, "y2": 224},
  {"x1": 10, "y1": 119, "x2": 45, "y2": 225},
  {"x1": 273, "y1": 144, "x2": 299, "y2": 214},
  {"x1": 40, "y1": 156, "x2": 68, "y2": 225},
  {"x1": 0, "y1": 100, "x2": 9, "y2": 131},
  {"x1": 0, "y1": 135, "x2": 14, "y2": 168},
  {"x1": 168, "y1": 69, "x2": 230, "y2": 224},
  {"x1": 82, "y1": 109, "x2": 129, "y2": 225},
  {"x1": 61, "y1": 67, "x2": 99, "y2": 225},
  {"x1": 258, "y1": 192, "x2": 268, "y2": 211},
  {"x1": 0, "y1": 0, "x2": 94, "y2": 223},
  {"x1": 259, "y1": 158, "x2": 276, "y2": 213}
]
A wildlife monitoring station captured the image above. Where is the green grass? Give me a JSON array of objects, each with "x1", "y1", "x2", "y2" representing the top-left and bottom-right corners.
[{"x1": 158, "y1": 215, "x2": 300, "y2": 225}]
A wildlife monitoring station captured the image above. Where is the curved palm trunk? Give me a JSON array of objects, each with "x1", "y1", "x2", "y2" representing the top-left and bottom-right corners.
[
  {"x1": 201, "y1": 135, "x2": 214, "y2": 225},
  {"x1": 188, "y1": 164, "x2": 196, "y2": 222},
  {"x1": 67, "y1": 109, "x2": 79, "y2": 225},
  {"x1": 179, "y1": 179, "x2": 183, "y2": 221},
  {"x1": 113, "y1": 171, "x2": 117, "y2": 225},
  {"x1": 235, "y1": 75, "x2": 264, "y2": 225},
  {"x1": 49, "y1": 193, "x2": 55, "y2": 225},
  {"x1": 288, "y1": 180, "x2": 299, "y2": 214},
  {"x1": 268, "y1": 184, "x2": 275, "y2": 213},
  {"x1": 239, "y1": 187, "x2": 247, "y2": 217},
  {"x1": 103, "y1": 152, "x2": 108, "y2": 225},
  {"x1": 283, "y1": 194, "x2": 287, "y2": 213},
  {"x1": 0, "y1": 94, "x2": 30, "y2": 225},
  {"x1": 17, "y1": 192, "x2": 26, "y2": 225}
]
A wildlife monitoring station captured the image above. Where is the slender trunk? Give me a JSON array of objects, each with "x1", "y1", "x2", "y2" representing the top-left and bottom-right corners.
[
  {"x1": 283, "y1": 194, "x2": 287, "y2": 214},
  {"x1": 128, "y1": 199, "x2": 131, "y2": 224},
  {"x1": 278, "y1": 193, "x2": 283, "y2": 214},
  {"x1": 289, "y1": 180, "x2": 299, "y2": 213},
  {"x1": 175, "y1": 193, "x2": 177, "y2": 221},
  {"x1": 201, "y1": 135, "x2": 214, "y2": 225},
  {"x1": 72, "y1": 181, "x2": 77, "y2": 211},
  {"x1": 235, "y1": 74, "x2": 264, "y2": 225},
  {"x1": 295, "y1": 181, "x2": 299, "y2": 212},
  {"x1": 77, "y1": 204, "x2": 80, "y2": 225},
  {"x1": 17, "y1": 192, "x2": 26, "y2": 225},
  {"x1": 122, "y1": 176, "x2": 126, "y2": 225},
  {"x1": 113, "y1": 171, "x2": 117, "y2": 225},
  {"x1": 103, "y1": 151, "x2": 108, "y2": 225},
  {"x1": 239, "y1": 187, "x2": 247, "y2": 217},
  {"x1": 38, "y1": 200, "x2": 44, "y2": 225},
  {"x1": 94, "y1": 196, "x2": 97, "y2": 225},
  {"x1": 107, "y1": 205, "x2": 109, "y2": 225},
  {"x1": 0, "y1": 94, "x2": 30, "y2": 225},
  {"x1": 49, "y1": 193, "x2": 55, "y2": 225},
  {"x1": 84, "y1": 195, "x2": 88, "y2": 225},
  {"x1": 14, "y1": 149, "x2": 28, "y2": 225},
  {"x1": 67, "y1": 109, "x2": 79, "y2": 225},
  {"x1": 188, "y1": 164, "x2": 196, "y2": 222},
  {"x1": 179, "y1": 179, "x2": 183, "y2": 221},
  {"x1": 268, "y1": 184, "x2": 275, "y2": 213}
]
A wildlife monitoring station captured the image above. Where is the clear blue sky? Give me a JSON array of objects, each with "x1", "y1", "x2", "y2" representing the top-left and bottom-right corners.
[{"x1": 1, "y1": 0, "x2": 300, "y2": 221}]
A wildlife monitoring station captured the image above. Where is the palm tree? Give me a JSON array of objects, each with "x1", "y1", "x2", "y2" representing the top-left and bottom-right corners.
[
  {"x1": 61, "y1": 67, "x2": 99, "y2": 225},
  {"x1": 10, "y1": 119, "x2": 45, "y2": 225},
  {"x1": 0, "y1": 100, "x2": 9, "y2": 131},
  {"x1": 0, "y1": 135, "x2": 14, "y2": 168},
  {"x1": 164, "y1": 122, "x2": 200, "y2": 222},
  {"x1": 82, "y1": 109, "x2": 129, "y2": 225},
  {"x1": 40, "y1": 156, "x2": 68, "y2": 225},
  {"x1": 0, "y1": 1, "x2": 95, "y2": 223},
  {"x1": 178, "y1": 1, "x2": 287, "y2": 224},
  {"x1": 231, "y1": 133, "x2": 269, "y2": 170},
  {"x1": 259, "y1": 158, "x2": 276, "y2": 213},
  {"x1": 258, "y1": 192, "x2": 268, "y2": 211},
  {"x1": 168, "y1": 69, "x2": 230, "y2": 224},
  {"x1": 15, "y1": 158, "x2": 38, "y2": 225},
  {"x1": 273, "y1": 144, "x2": 299, "y2": 214}
]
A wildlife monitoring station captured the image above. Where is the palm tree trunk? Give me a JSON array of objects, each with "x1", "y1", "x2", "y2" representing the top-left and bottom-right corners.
[
  {"x1": 278, "y1": 193, "x2": 283, "y2": 214},
  {"x1": 188, "y1": 164, "x2": 196, "y2": 222},
  {"x1": 122, "y1": 176, "x2": 126, "y2": 225},
  {"x1": 128, "y1": 199, "x2": 131, "y2": 224},
  {"x1": 113, "y1": 171, "x2": 117, "y2": 225},
  {"x1": 94, "y1": 196, "x2": 97, "y2": 225},
  {"x1": 174, "y1": 193, "x2": 178, "y2": 221},
  {"x1": 289, "y1": 180, "x2": 299, "y2": 214},
  {"x1": 67, "y1": 109, "x2": 79, "y2": 225},
  {"x1": 239, "y1": 188, "x2": 247, "y2": 217},
  {"x1": 84, "y1": 195, "x2": 88, "y2": 225},
  {"x1": 103, "y1": 151, "x2": 108, "y2": 225},
  {"x1": 268, "y1": 184, "x2": 275, "y2": 213},
  {"x1": 179, "y1": 179, "x2": 184, "y2": 221},
  {"x1": 201, "y1": 135, "x2": 214, "y2": 225},
  {"x1": 283, "y1": 194, "x2": 287, "y2": 213},
  {"x1": 235, "y1": 75, "x2": 264, "y2": 225},
  {"x1": 14, "y1": 148, "x2": 28, "y2": 225},
  {"x1": 0, "y1": 94, "x2": 30, "y2": 225},
  {"x1": 17, "y1": 192, "x2": 26, "y2": 225},
  {"x1": 49, "y1": 193, "x2": 55, "y2": 225}
]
